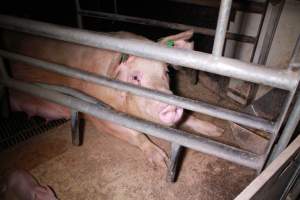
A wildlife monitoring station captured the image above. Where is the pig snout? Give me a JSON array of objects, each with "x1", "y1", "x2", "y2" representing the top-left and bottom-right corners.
[{"x1": 159, "y1": 105, "x2": 183, "y2": 125}]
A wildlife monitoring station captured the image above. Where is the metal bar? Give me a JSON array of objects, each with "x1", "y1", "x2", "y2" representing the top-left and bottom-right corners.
[
  {"x1": 250, "y1": 0, "x2": 269, "y2": 63},
  {"x1": 35, "y1": 83, "x2": 99, "y2": 104},
  {"x1": 1, "y1": 77, "x2": 262, "y2": 169},
  {"x1": 235, "y1": 135, "x2": 300, "y2": 200},
  {"x1": 257, "y1": 0, "x2": 285, "y2": 65},
  {"x1": 75, "y1": 0, "x2": 83, "y2": 28},
  {"x1": 280, "y1": 161, "x2": 300, "y2": 200},
  {"x1": 267, "y1": 39, "x2": 300, "y2": 161},
  {"x1": 262, "y1": 38, "x2": 300, "y2": 169},
  {"x1": 71, "y1": 109, "x2": 82, "y2": 146},
  {"x1": 269, "y1": 93, "x2": 300, "y2": 162},
  {"x1": 289, "y1": 35, "x2": 300, "y2": 69},
  {"x1": 166, "y1": 0, "x2": 266, "y2": 13},
  {"x1": 167, "y1": 143, "x2": 183, "y2": 182},
  {"x1": 78, "y1": 9, "x2": 256, "y2": 43},
  {"x1": 0, "y1": 57, "x2": 8, "y2": 80},
  {"x1": 0, "y1": 15, "x2": 297, "y2": 90},
  {"x1": 0, "y1": 50, "x2": 275, "y2": 133},
  {"x1": 262, "y1": 91, "x2": 296, "y2": 170},
  {"x1": 0, "y1": 57, "x2": 9, "y2": 118},
  {"x1": 212, "y1": 0, "x2": 232, "y2": 56}
]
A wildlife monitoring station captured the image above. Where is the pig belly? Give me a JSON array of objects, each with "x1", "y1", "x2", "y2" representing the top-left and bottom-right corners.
[{"x1": 9, "y1": 90, "x2": 71, "y2": 121}]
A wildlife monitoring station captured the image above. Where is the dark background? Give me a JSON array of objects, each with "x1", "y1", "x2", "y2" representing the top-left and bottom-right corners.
[{"x1": 0, "y1": 0, "x2": 220, "y2": 53}]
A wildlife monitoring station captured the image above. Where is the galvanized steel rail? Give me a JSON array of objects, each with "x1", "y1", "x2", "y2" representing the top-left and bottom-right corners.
[
  {"x1": 0, "y1": 49, "x2": 275, "y2": 133},
  {"x1": 212, "y1": 0, "x2": 232, "y2": 56},
  {"x1": 0, "y1": 77, "x2": 262, "y2": 169},
  {"x1": 0, "y1": 15, "x2": 298, "y2": 91}
]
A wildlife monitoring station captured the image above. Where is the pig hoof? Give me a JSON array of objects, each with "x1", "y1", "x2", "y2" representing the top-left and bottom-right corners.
[
  {"x1": 142, "y1": 143, "x2": 168, "y2": 169},
  {"x1": 204, "y1": 126, "x2": 224, "y2": 137},
  {"x1": 207, "y1": 127, "x2": 224, "y2": 137}
]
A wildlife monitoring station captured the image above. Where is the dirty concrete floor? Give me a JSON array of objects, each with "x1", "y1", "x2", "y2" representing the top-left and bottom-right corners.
[{"x1": 0, "y1": 71, "x2": 256, "y2": 199}]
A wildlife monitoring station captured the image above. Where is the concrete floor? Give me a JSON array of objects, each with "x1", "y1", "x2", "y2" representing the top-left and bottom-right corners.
[
  {"x1": 0, "y1": 71, "x2": 256, "y2": 199},
  {"x1": 0, "y1": 121, "x2": 255, "y2": 200}
]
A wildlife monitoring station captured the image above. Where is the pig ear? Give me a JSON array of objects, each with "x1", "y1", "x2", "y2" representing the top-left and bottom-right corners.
[
  {"x1": 111, "y1": 56, "x2": 135, "y2": 81},
  {"x1": 158, "y1": 30, "x2": 194, "y2": 50},
  {"x1": 158, "y1": 30, "x2": 194, "y2": 70}
]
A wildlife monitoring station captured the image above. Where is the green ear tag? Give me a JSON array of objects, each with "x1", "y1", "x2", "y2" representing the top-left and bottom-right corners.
[
  {"x1": 121, "y1": 54, "x2": 129, "y2": 63},
  {"x1": 167, "y1": 40, "x2": 175, "y2": 48}
]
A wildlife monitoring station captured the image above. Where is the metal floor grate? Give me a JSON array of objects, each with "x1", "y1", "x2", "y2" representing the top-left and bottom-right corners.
[{"x1": 0, "y1": 112, "x2": 67, "y2": 151}]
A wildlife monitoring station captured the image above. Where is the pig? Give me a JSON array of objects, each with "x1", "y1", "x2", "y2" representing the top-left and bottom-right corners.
[
  {"x1": 0, "y1": 169, "x2": 57, "y2": 200},
  {"x1": 0, "y1": 29, "x2": 223, "y2": 167}
]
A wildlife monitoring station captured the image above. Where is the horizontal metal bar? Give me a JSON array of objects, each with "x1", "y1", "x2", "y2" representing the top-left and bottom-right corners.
[
  {"x1": 35, "y1": 83, "x2": 99, "y2": 104},
  {"x1": 0, "y1": 49, "x2": 275, "y2": 133},
  {"x1": 212, "y1": 0, "x2": 232, "y2": 56},
  {"x1": 1, "y1": 77, "x2": 263, "y2": 169},
  {"x1": 78, "y1": 9, "x2": 256, "y2": 43},
  {"x1": 167, "y1": 0, "x2": 266, "y2": 13},
  {"x1": 0, "y1": 15, "x2": 298, "y2": 90}
]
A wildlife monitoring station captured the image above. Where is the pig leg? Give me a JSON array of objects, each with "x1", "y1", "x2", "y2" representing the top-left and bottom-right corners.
[
  {"x1": 180, "y1": 114, "x2": 224, "y2": 137},
  {"x1": 88, "y1": 116, "x2": 168, "y2": 168}
]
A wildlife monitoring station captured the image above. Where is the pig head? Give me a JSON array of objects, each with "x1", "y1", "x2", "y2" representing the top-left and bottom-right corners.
[{"x1": 107, "y1": 30, "x2": 194, "y2": 126}]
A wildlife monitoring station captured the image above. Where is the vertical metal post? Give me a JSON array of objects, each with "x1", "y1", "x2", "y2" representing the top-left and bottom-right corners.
[
  {"x1": 0, "y1": 57, "x2": 10, "y2": 118},
  {"x1": 167, "y1": 143, "x2": 183, "y2": 182},
  {"x1": 75, "y1": 0, "x2": 83, "y2": 28},
  {"x1": 71, "y1": 109, "x2": 82, "y2": 146},
  {"x1": 0, "y1": 57, "x2": 8, "y2": 80},
  {"x1": 212, "y1": 0, "x2": 232, "y2": 56},
  {"x1": 262, "y1": 91, "x2": 296, "y2": 169},
  {"x1": 257, "y1": 0, "x2": 285, "y2": 65},
  {"x1": 267, "y1": 37, "x2": 300, "y2": 164},
  {"x1": 269, "y1": 93, "x2": 300, "y2": 162}
]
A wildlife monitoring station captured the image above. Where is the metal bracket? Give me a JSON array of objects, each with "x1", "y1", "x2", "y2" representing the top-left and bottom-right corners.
[
  {"x1": 167, "y1": 143, "x2": 183, "y2": 182},
  {"x1": 71, "y1": 109, "x2": 82, "y2": 146}
]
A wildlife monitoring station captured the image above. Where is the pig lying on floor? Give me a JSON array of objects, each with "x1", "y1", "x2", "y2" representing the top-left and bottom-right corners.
[
  {"x1": 0, "y1": 169, "x2": 57, "y2": 200},
  {"x1": 1, "y1": 29, "x2": 223, "y2": 167}
]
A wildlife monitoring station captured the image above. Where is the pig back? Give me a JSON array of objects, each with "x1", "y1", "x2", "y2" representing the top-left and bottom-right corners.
[{"x1": 0, "y1": 30, "x2": 126, "y2": 109}]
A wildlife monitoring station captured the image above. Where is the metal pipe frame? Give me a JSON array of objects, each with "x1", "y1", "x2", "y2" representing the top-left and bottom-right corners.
[
  {"x1": 265, "y1": 36, "x2": 300, "y2": 165},
  {"x1": 0, "y1": 49, "x2": 275, "y2": 133},
  {"x1": 0, "y1": 15, "x2": 298, "y2": 91},
  {"x1": 212, "y1": 0, "x2": 232, "y2": 56},
  {"x1": 270, "y1": 93, "x2": 300, "y2": 162},
  {"x1": 166, "y1": 0, "x2": 266, "y2": 14},
  {"x1": 77, "y1": 9, "x2": 256, "y2": 44},
  {"x1": 257, "y1": 0, "x2": 286, "y2": 65},
  {"x1": 0, "y1": 15, "x2": 300, "y2": 173},
  {"x1": 0, "y1": 77, "x2": 263, "y2": 169}
]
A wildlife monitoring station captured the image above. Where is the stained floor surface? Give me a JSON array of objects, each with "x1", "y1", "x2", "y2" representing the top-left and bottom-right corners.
[{"x1": 0, "y1": 71, "x2": 256, "y2": 199}]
